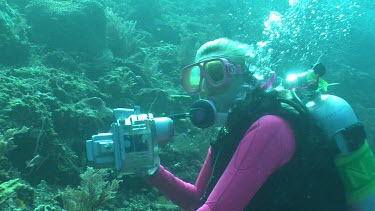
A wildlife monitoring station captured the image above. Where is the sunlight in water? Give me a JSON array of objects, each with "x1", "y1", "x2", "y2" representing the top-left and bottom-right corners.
[{"x1": 289, "y1": 0, "x2": 297, "y2": 6}]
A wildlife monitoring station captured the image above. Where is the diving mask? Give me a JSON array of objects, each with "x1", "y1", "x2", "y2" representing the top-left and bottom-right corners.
[{"x1": 181, "y1": 58, "x2": 243, "y2": 94}]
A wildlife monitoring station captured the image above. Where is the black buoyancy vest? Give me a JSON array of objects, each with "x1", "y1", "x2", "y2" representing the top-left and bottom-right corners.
[{"x1": 199, "y1": 95, "x2": 348, "y2": 211}]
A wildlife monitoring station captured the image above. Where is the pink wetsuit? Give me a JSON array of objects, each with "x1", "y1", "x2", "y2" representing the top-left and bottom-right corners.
[{"x1": 148, "y1": 115, "x2": 296, "y2": 211}]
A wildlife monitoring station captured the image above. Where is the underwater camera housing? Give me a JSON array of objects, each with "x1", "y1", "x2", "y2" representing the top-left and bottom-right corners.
[{"x1": 86, "y1": 106, "x2": 173, "y2": 175}]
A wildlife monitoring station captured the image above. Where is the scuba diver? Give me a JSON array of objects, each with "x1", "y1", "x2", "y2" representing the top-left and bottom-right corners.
[
  {"x1": 145, "y1": 38, "x2": 375, "y2": 210},
  {"x1": 86, "y1": 38, "x2": 375, "y2": 210}
]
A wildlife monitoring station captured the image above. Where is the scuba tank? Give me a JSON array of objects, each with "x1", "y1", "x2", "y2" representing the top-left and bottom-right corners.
[{"x1": 286, "y1": 63, "x2": 375, "y2": 211}]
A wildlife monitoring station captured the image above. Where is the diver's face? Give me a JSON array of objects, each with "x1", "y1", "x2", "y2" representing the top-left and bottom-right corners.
[
  {"x1": 199, "y1": 76, "x2": 244, "y2": 113},
  {"x1": 190, "y1": 54, "x2": 245, "y2": 113}
]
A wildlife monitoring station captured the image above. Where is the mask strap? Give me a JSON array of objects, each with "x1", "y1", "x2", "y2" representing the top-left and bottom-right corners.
[{"x1": 261, "y1": 72, "x2": 276, "y2": 90}]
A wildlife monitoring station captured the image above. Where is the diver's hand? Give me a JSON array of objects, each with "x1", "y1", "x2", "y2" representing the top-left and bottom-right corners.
[{"x1": 133, "y1": 164, "x2": 160, "y2": 177}]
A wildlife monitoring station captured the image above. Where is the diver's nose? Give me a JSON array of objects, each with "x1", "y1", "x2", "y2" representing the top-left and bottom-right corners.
[{"x1": 199, "y1": 79, "x2": 208, "y2": 97}]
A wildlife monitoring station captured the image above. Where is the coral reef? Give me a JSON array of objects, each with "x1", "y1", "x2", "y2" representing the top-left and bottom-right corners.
[
  {"x1": 61, "y1": 167, "x2": 121, "y2": 211},
  {"x1": 0, "y1": 0, "x2": 30, "y2": 66},
  {"x1": 0, "y1": 127, "x2": 28, "y2": 157},
  {"x1": 0, "y1": 178, "x2": 34, "y2": 210},
  {"x1": 105, "y1": 9, "x2": 146, "y2": 59},
  {"x1": 25, "y1": 0, "x2": 106, "y2": 55}
]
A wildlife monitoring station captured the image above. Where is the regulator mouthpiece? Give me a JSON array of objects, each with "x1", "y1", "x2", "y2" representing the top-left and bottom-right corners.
[{"x1": 189, "y1": 99, "x2": 227, "y2": 129}]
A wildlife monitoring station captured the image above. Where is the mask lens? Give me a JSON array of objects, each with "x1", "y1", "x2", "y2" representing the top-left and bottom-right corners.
[
  {"x1": 204, "y1": 60, "x2": 225, "y2": 84},
  {"x1": 182, "y1": 65, "x2": 201, "y2": 93}
]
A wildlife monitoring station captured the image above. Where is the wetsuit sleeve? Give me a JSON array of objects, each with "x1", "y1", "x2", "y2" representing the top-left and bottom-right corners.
[
  {"x1": 148, "y1": 147, "x2": 212, "y2": 210},
  {"x1": 198, "y1": 115, "x2": 296, "y2": 211}
]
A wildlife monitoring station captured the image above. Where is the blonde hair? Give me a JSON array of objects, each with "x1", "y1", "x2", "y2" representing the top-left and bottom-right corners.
[{"x1": 195, "y1": 38, "x2": 251, "y2": 66}]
